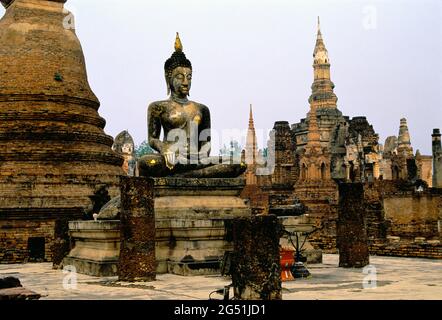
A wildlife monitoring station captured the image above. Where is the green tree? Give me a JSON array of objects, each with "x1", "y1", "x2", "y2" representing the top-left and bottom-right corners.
[
  {"x1": 135, "y1": 140, "x2": 156, "y2": 158},
  {"x1": 261, "y1": 147, "x2": 268, "y2": 159}
]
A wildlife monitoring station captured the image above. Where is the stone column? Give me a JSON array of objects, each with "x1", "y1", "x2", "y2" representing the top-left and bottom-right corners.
[
  {"x1": 231, "y1": 215, "x2": 282, "y2": 300},
  {"x1": 432, "y1": 129, "x2": 442, "y2": 188},
  {"x1": 337, "y1": 183, "x2": 369, "y2": 268},
  {"x1": 118, "y1": 177, "x2": 156, "y2": 282}
]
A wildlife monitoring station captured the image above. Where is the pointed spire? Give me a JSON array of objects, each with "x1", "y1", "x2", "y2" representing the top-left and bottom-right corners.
[
  {"x1": 174, "y1": 32, "x2": 183, "y2": 52},
  {"x1": 309, "y1": 17, "x2": 337, "y2": 109},
  {"x1": 317, "y1": 16, "x2": 322, "y2": 39},
  {"x1": 313, "y1": 17, "x2": 329, "y2": 64},
  {"x1": 246, "y1": 104, "x2": 258, "y2": 165},
  {"x1": 248, "y1": 104, "x2": 255, "y2": 129}
]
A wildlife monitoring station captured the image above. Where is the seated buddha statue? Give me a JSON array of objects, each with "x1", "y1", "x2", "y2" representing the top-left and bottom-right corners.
[{"x1": 138, "y1": 33, "x2": 246, "y2": 178}]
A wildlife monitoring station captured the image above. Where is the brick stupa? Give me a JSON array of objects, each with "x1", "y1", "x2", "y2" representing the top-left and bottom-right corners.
[{"x1": 0, "y1": 0, "x2": 124, "y2": 264}]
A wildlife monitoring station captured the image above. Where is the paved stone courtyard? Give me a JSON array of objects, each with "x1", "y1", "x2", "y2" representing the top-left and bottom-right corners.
[{"x1": 0, "y1": 254, "x2": 440, "y2": 300}]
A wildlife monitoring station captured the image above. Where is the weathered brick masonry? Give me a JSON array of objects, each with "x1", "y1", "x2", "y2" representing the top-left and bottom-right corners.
[
  {"x1": 232, "y1": 215, "x2": 282, "y2": 300},
  {"x1": 0, "y1": 0, "x2": 123, "y2": 264},
  {"x1": 337, "y1": 183, "x2": 369, "y2": 268},
  {"x1": 118, "y1": 177, "x2": 156, "y2": 282},
  {"x1": 369, "y1": 242, "x2": 442, "y2": 259}
]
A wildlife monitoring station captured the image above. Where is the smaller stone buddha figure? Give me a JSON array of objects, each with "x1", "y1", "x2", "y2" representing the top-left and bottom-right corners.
[
  {"x1": 112, "y1": 130, "x2": 136, "y2": 176},
  {"x1": 138, "y1": 33, "x2": 246, "y2": 178}
]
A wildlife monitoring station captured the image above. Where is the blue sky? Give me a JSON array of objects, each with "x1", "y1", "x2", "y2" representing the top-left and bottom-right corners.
[{"x1": 1, "y1": 0, "x2": 441, "y2": 154}]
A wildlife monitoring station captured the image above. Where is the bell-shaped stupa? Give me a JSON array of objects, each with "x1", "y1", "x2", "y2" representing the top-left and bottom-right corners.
[{"x1": 0, "y1": 0, "x2": 123, "y2": 264}]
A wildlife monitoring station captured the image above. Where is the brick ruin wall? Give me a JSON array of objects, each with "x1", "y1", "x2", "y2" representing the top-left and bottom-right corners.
[
  {"x1": 303, "y1": 181, "x2": 442, "y2": 259},
  {"x1": 0, "y1": 210, "x2": 83, "y2": 265},
  {"x1": 383, "y1": 196, "x2": 440, "y2": 240},
  {"x1": 369, "y1": 242, "x2": 442, "y2": 259},
  {"x1": 294, "y1": 182, "x2": 339, "y2": 253},
  {"x1": 271, "y1": 180, "x2": 442, "y2": 259},
  {"x1": 0, "y1": 219, "x2": 55, "y2": 264},
  {"x1": 307, "y1": 205, "x2": 338, "y2": 254},
  {"x1": 363, "y1": 181, "x2": 441, "y2": 259}
]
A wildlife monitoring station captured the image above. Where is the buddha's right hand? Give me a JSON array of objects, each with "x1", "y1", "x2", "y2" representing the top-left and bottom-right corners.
[{"x1": 162, "y1": 151, "x2": 174, "y2": 170}]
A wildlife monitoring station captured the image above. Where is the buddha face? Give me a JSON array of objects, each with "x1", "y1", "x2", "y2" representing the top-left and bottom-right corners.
[
  {"x1": 170, "y1": 67, "x2": 192, "y2": 98},
  {"x1": 122, "y1": 143, "x2": 133, "y2": 155}
]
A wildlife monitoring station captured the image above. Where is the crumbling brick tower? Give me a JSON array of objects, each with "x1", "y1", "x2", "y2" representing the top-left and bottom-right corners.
[{"x1": 0, "y1": 0, "x2": 123, "y2": 264}]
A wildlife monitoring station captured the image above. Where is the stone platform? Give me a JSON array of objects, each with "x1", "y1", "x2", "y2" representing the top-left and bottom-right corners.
[
  {"x1": 63, "y1": 220, "x2": 120, "y2": 277},
  {"x1": 64, "y1": 178, "x2": 251, "y2": 276}
]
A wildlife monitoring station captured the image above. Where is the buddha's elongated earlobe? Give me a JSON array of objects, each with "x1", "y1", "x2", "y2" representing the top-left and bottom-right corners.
[{"x1": 165, "y1": 73, "x2": 171, "y2": 95}]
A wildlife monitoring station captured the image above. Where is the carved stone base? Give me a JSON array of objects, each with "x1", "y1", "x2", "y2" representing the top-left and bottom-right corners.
[
  {"x1": 64, "y1": 178, "x2": 251, "y2": 276},
  {"x1": 154, "y1": 178, "x2": 251, "y2": 274},
  {"x1": 62, "y1": 220, "x2": 120, "y2": 277},
  {"x1": 63, "y1": 256, "x2": 118, "y2": 277}
]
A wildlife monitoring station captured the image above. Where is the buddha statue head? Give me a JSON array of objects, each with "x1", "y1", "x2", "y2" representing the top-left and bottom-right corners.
[
  {"x1": 164, "y1": 33, "x2": 192, "y2": 99},
  {"x1": 113, "y1": 130, "x2": 135, "y2": 156}
]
